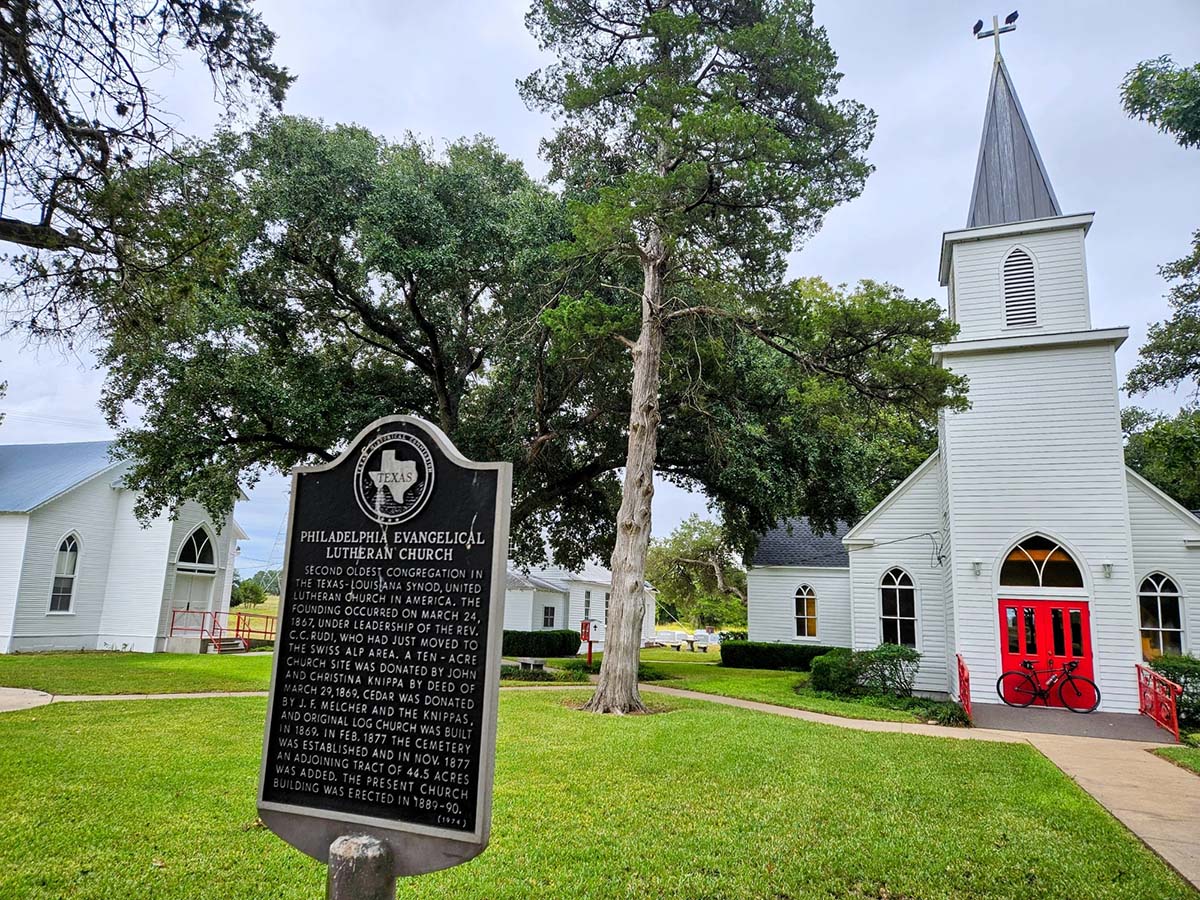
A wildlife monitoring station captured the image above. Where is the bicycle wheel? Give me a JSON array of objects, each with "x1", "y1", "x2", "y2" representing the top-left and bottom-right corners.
[
  {"x1": 997, "y1": 671, "x2": 1039, "y2": 707},
  {"x1": 1058, "y1": 674, "x2": 1100, "y2": 713}
]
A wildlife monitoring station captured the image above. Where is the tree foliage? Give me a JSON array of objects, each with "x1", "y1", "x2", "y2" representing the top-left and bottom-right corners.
[
  {"x1": 249, "y1": 568, "x2": 281, "y2": 595},
  {"x1": 1123, "y1": 406, "x2": 1200, "y2": 510},
  {"x1": 521, "y1": 0, "x2": 964, "y2": 712},
  {"x1": 1121, "y1": 56, "x2": 1200, "y2": 149},
  {"x1": 9, "y1": 114, "x2": 954, "y2": 576},
  {"x1": 1121, "y1": 55, "x2": 1200, "y2": 399},
  {"x1": 0, "y1": 0, "x2": 289, "y2": 262},
  {"x1": 646, "y1": 515, "x2": 746, "y2": 627}
]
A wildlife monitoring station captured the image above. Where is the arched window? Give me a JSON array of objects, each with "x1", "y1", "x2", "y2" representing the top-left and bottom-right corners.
[
  {"x1": 794, "y1": 584, "x2": 817, "y2": 638},
  {"x1": 1000, "y1": 536, "x2": 1083, "y2": 588},
  {"x1": 880, "y1": 568, "x2": 917, "y2": 648},
  {"x1": 1003, "y1": 247, "x2": 1037, "y2": 327},
  {"x1": 1139, "y1": 573, "x2": 1183, "y2": 660},
  {"x1": 177, "y1": 527, "x2": 217, "y2": 574},
  {"x1": 50, "y1": 534, "x2": 80, "y2": 612}
]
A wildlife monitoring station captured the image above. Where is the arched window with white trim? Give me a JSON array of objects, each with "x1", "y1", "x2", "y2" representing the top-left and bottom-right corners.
[
  {"x1": 177, "y1": 526, "x2": 217, "y2": 573},
  {"x1": 1000, "y1": 536, "x2": 1083, "y2": 588},
  {"x1": 1003, "y1": 247, "x2": 1037, "y2": 327},
  {"x1": 880, "y1": 568, "x2": 917, "y2": 648},
  {"x1": 794, "y1": 584, "x2": 817, "y2": 638},
  {"x1": 1139, "y1": 573, "x2": 1183, "y2": 660},
  {"x1": 50, "y1": 534, "x2": 80, "y2": 613}
]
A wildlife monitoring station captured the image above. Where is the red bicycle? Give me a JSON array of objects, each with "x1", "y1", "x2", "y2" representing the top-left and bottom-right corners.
[{"x1": 996, "y1": 659, "x2": 1101, "y2": 714}]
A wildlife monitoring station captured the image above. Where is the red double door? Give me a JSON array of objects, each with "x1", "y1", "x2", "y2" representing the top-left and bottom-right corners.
[{"x1": 998, "y1": 599, "x2": 1094, "y2": 707}]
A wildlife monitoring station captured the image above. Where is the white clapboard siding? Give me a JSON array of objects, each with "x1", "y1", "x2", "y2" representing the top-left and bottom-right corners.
[
  {"x1": 847, "y1": 455, "x2": 950, "y2": 695},
  {"x1": 942, "y1": 340, "x2": 1139, "y2": 711},
  {"x1": 96, "y1": 489, "x2": 174, "y2": 651},
  {"x1": 503, "y1": 588, "x2": 533, "y2": 631},
  {"x1": 951, "y1": 226, "x2": 1090, "y2": 341},
  {"x1": 1126, "y1": 471, "x2": 1200, "y2": 658},
  {"x1": 0, "y1": 515, "x2": 30, "y2": 651},
  {"x1": 746, "y1": 566, "x2": 852, "y2": 648},
  {"x1": 10, "y1": 471, "x2": 122, "y2": 651},
  {"x1": 532, "y1": 589, "x2": 567, "y2": 630}
]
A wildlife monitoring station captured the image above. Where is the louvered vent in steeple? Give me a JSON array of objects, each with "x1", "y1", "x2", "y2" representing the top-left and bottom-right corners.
[{"x1": 1003, "y1": 248, "x2": 1036, "y2": 326}]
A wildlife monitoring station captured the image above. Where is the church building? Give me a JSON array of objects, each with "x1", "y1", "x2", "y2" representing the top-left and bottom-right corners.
[
  {"x1": 0, "y1": 441, "x2": 245, "y2": 653},
  {"x1": 746, "y1": 47, "x2": 1200, "y2": 714}
]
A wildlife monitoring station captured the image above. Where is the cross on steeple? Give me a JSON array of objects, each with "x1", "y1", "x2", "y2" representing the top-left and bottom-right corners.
[{"x1": 973, "y1": 11, "x2": 1019, "y2": 61}]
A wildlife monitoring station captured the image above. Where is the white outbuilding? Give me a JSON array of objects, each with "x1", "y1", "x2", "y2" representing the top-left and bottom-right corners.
[
  {"x1": 504, "y1": 561, "x2": 657, "y2": 647},
  {"x1": 0, "y1": 441, "x2": 245, "y2": 653},
  {"x1": 746, "y1": 50, "x2": 1200, "y2": 714}
]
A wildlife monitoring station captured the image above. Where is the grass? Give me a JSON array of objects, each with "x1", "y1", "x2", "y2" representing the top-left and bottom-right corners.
[
  {"x1": 641, "y1": 660, "x2": 924, "y2": 723},
  {"x1": 1155, "y1": 737, "x2": 1200, "y2": 776},
  {"x1": 551, "y1": 650, "x2": 926, "y2": 723},
  {"x1": 0, "y1": 651, "x2": 274, "y2": 694},
  {"x1": 0, "y1": 693, "x2": 1190, "y2": 899}
]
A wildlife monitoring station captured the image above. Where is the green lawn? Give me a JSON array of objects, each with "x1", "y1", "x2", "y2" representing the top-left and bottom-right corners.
[
  {"x1": 550, "y1": 651, "x2": 925, "y2": 723},
  {"x1": 0, "y1": 693, "x2": 1189, "y2": 899},
  {"x1": 640, "y1": 660, "x2": 923, "y2": 722},
  {"x1": 1155, "y1": 744, "x2": 1200, "y2": 776},
  {"x1": 0, "y1": 651, "x2": 274, "y2": 694}
]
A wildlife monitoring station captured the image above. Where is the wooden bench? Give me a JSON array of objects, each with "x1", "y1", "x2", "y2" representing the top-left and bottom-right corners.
[{"x1": 517, "y1": 657, "x2": 546, "y2": 671}]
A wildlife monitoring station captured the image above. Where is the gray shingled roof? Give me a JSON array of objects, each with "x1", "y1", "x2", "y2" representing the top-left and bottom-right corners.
[
  {"x1": 967, "y1": 56, "x2": 1061, "y2": 229},
  {"x1": 0, "y1": 441, "x2": 119, "y2": 513},
  {"x1": 505, "y1": 569, "x2": 569, "y2": 593},
  {"x1": 751, "y1": 518, "x2": 852, "y2": 568}
]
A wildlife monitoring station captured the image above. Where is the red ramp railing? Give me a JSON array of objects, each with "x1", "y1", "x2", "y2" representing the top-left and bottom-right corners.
[{"x1": 1136, "y1": 664, "x2": 1183, "y2": 742}]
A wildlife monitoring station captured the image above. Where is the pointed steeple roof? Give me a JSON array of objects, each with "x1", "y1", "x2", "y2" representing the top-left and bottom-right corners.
[{"x1": 966, "y1": 55, "x2": 1061, "y2": 228}]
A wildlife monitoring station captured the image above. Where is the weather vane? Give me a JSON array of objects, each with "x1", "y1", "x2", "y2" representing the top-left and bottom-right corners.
[{"x1": 973, "y1": 11, "x2": 1019, "y2": 60}]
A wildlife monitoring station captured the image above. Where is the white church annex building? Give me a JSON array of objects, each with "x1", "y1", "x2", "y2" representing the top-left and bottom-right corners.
[
  {"x1": 746, "y1": 49, "x2": 1200, "y2": 715},
  {"x1": 0, "y1": 441, "x2": 245, "y2": 653}
]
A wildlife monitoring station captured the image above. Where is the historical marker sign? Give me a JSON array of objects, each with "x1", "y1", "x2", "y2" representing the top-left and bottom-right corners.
[{"x1": 257, "y1": 415, "x2": 511, "y2": 877}]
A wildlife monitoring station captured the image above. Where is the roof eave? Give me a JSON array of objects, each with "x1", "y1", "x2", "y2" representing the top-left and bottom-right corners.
[{"x1": 938, "y1": 213, "x2": 1095, "y2": 285}]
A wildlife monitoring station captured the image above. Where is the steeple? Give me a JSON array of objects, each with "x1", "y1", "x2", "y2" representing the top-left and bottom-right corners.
[{"x1": 966, "y1": 51, "x2": 1061, "y2": 228}]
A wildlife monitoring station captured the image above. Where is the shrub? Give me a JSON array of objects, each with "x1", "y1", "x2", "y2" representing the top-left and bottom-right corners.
[
  {"x1": 718, "y1": 630, "x2": 748, "y2": 642},
  {"x1": 720, "y1": 641, "x2": 841, "y2": 671},
  {"x1": 559, "y1": 658, "x2": 667, "y2": 681},
  {"x1": 810, "y1": 648, "x2": 860, "y2": 694},
  {"x1": 502, "y1": 630, "x2": 580, "y2": 658},
  {"x1": 499, "y1": 665, "x2": 588, "y2": 684},
  {"x1": 858, "y1": 643, "x2": 922, "y2": 698},
  {"x1": 1149, "y1": 655, "x2": 1200, "y2": 728}
]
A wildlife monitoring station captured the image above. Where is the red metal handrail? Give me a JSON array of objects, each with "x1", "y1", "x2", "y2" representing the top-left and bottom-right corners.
[
  {"x1": 1137, "y1": 664, "x2": 1183, "y2": 742},
  {"x1": 169, "y1": 609, "x2": 277, "y2": 645},
  {"x1": 956, "y1": 653, "x2": 973, "y2": 724}
]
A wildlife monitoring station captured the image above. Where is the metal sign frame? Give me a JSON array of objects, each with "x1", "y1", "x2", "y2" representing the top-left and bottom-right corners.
[{"x1": 256, "y1": 415, "x2": 511, "y2": 875}]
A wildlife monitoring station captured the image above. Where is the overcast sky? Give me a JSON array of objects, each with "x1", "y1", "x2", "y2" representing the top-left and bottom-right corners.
[{"x1": 2, "y1": 1, "x2": 1198, "y2": 575}]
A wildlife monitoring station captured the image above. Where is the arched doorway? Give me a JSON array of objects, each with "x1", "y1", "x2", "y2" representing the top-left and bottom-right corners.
[
  {"x1": 173, "y1": 526, "x2": 218, "y2": 614},
  {"x1": 997, "y1": 535, "x2": 1095, "y2": 708}
]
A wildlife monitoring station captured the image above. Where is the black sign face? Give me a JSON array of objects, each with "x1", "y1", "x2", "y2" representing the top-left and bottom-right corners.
[{"x1": 258, "y1": 416, "x2": 510, "y2": 844}]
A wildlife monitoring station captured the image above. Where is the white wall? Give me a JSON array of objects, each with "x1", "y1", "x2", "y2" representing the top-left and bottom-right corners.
[
  {"x1": 942, "y1": 340, "x2": 1139, "y2": 711},
  {"x1": 1127, "y1": 472, "x2": 1200, "y2": 659},
  {"x1": 10, "y1": 470, "x2": 122, "y2": 651},
  {"x1": 746, "y1": 566, "x2": 852, "y2": 648},
  {"x1": 532, "y1": 589, "x2": 567, "y2": 630},
  {"x1": 950, "y1": 225, "x2": 1091, "y2": 341},
  {"x1": 0, "y1": 515, "x2": 30, "y2": 652},
  {"x1": 96, "y1": 490, "x2": 173, "y2": 652},
  {"x1": 847, "y1": 456, "x2": 950, "y2": 695},
  {"x1": 503, "y1": 588, "x2": 533, "y2": 631}
]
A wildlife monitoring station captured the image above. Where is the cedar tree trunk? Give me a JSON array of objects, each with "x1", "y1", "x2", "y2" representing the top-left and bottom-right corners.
[{"x1": 584, "y1": 231, "x2": 667, "y2": 714}]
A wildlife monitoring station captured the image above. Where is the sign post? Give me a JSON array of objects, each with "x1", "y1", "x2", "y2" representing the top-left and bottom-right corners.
[
  {"x1": 257, "y1": 415, "x2": 511, "y2": 894},
  {"x1": 580, "y1": 619, "x2": 593, "y2": 667}
]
